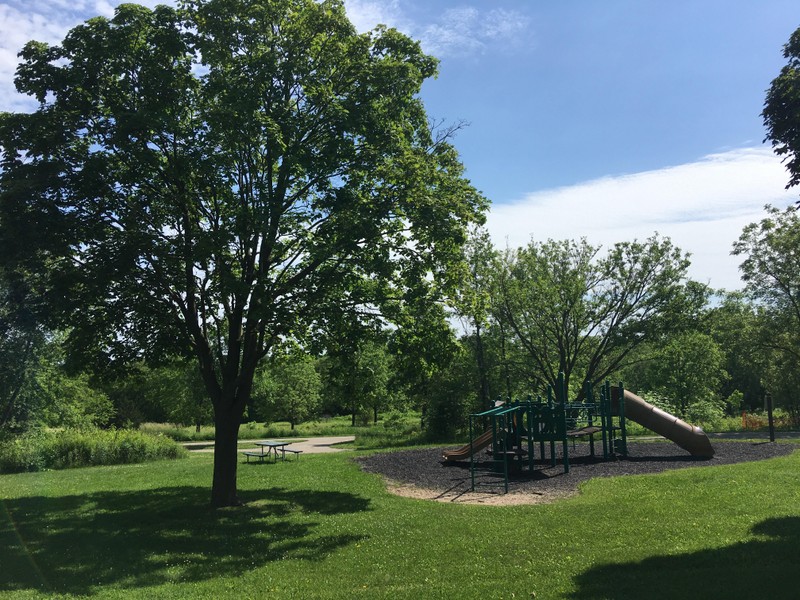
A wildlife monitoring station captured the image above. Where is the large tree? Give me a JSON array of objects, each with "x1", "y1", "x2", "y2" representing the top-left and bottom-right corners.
[
  {"x1": 733, "y1": 205, "x2": 800, "y2": 373},
  {"x1": 763, "y1": 25, "x2": 800, "y2": 197},
  {"x1": 452, "y1": 226, "x2": 498, "y2": 408},
  {"x1": 0, "y1": 1, "x2": 485, "y2": 505},
  {"x1": 252, "y1": 344, "x2": 321, "y2": 429},
  {"x1": 494, "y1": 235, "x2": 696, "y2": 397},
  {"x1": 705, "y1": 292, "x2": 765, "y2": 411},
  {"x1": 624, "y1": 330, "x2": 727, "y2": 419}
]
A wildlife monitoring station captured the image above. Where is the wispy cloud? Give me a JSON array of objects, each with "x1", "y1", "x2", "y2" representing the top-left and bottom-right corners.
[
  {"x1": 344, "y1": 1, "x2": 531, "y2": 57},
  {"x1": 344, "y1": 0, "x2": 408, "y2": 34},
  {"x1": 486, "y1": 147, "x2": 798, "y2": 291},
  {"x1": 418, "y1": 7, "x2": 530, "y2": 57},
  {"x1": 0, "y1": 0, "x2": 528, "y2": 110}
]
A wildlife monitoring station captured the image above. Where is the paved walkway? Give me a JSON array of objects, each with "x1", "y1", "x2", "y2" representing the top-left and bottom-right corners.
[
  {"x1": 183, "y1": 435, "x2": 355, "y2": 454},
  {"x1": 285, "y1": 436, "x2": 356, "y2": 453}
]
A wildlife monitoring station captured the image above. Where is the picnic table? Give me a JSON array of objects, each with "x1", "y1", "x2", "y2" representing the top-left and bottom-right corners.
[{"x1": 242, "y1": 440, "x2": 302, "y2": 463}]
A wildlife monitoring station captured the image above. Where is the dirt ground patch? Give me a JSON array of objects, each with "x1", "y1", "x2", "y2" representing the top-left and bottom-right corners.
[{"x1": 357, "y1": 440, "x2": 796, "y2": 506}]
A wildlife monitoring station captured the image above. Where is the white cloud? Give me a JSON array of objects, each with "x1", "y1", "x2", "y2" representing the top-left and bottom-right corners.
[
  {"x1": 343, "y1": 1, "x2": 530, "y2": 57},
  {"x1": 0, "y1": 3, "x2": 73, "y2": 111},
  {"x1": 92, "y1": 1, "x2": 117, "y2": 18},
  {"x1": 419, "y1": 7, "x2": 530, "y2": 57},
  {"x1": 481, "y1": 9, "x2": 528, "y2": 40},
  {"x1": 344, "y1": 0, "x2": 407, "y2": 34},
  {"x1": 486, "y1": 147, "x2": 798, "y2": 291}
]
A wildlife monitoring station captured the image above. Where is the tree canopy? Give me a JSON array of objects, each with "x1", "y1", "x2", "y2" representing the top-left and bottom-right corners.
[
  {"x1": 493, "y1": 235, "x2": 695, "y2": 396},
  {"x1": 0, "y1": 0, "x2": 486, "y2": 505},
  {"x1": 763, "y1": 25, "x2": 800, "y2": 195},
  {"x1": 730, "y1": 205, "x2": 800, "y2": 420},
  {"x1": 733, "y1": 205, "x2": 800, "y2": 366}
]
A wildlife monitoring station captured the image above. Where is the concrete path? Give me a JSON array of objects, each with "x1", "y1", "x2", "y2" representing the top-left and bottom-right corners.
[
  {"x1": 183, "y1": 435, "x2": 355, "y2": 454},
  {"x1": 283, "y1": 436, "x2": 355, "y2": 453}
]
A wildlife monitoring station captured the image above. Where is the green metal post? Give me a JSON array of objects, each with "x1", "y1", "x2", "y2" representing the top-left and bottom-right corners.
[
  {"x1": 526, "y1": 401, "x2": 534, "y2": 471},
  {"x1": 585, "y1": 381, "x2": 596, "y2": 458},
  {"x1": 545, "y1": 387, "x2": 552, "y2": 462},
  {"x1": 618, "y1": 381, "x2": 627, "y2": 456},
  {"x1": 605, "y1": 380, "x2": 615, "y2": 457},
  {"x1": 491, "y1": 412, "x2": 498, "y2": 457},
  {"x1": 469, "y1": 414, "x2": 475, "y2": 491},
  {"x1": 558, "y1": 373, "x2": 568, "y2": 471},
  {"x1": 600, "y1": 381, "x2": 609, "y2": 459},
  {"x1": 502, "y1": 412, "x2": 509, "y2": 493}
]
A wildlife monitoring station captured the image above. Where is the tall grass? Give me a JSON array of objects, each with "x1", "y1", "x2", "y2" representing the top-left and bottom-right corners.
[
  {"x1": 625, "y1": 411, "x2": 795, "y2": 436},
  {"x1": 0, "y1": 427, "x2": 187, "y2": 473}
]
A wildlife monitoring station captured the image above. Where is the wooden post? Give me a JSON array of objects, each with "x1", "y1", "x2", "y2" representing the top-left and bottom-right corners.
[{"x1": 766, "y1": 392, "x2": 775, "y2": 443}]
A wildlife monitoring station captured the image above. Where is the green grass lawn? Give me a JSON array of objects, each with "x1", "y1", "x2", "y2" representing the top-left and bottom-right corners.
[{"x1": 2, "y1": 444, "x2": 799, "y2": 599}]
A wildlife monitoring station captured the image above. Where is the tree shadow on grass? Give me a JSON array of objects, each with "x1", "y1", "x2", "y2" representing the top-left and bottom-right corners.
[
  {"x1": 569, "y1": 516, "x2": 800, "y2": 599},
  {"x1": 1, "y1": 485, "x2": 370, "y2": 596}
]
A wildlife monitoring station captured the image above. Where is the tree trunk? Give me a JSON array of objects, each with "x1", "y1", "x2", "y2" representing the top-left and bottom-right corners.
[
  {"x1": 0, "y1": 377, "x2": 24, "y2": 429},
  {"x1": 474, "y1": 321, "x2": 491, "y2": 410},
  {"x1": 211, "y1": 401, "x2": 245, "y2": 507},
  {"x1": 0, "y1": 340, "x2": 33, "y2": 429},
  {"x1": 0, "y1": 395, "x2": 15, "y2": 429},
  {"x1": 499, "y1": 321, "x2": 513, "y2": 400}
]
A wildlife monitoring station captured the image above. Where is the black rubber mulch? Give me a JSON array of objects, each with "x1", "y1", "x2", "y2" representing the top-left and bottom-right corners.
[{"x1": 356, "y1": 440, "x2": 796, "y2": 497}]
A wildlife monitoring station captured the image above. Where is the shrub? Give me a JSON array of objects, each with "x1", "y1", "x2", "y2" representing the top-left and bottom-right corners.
[
  {"x1": 139, "y1": 422, "x2": 217, "y2": 441},
  {"x1": 0, "y1": 427, "x2": 187, "y2": 473},
  {"x1": 685, "y1": 400, "x2": 726, "y2": 430},
  {"x1": 382, "y1": 410, "x2": 405, "y2": 430}
]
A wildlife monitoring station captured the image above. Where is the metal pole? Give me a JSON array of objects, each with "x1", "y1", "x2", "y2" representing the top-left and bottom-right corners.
[
  {"x1": 470, "y1": 414, "x2": 475, "y2": 491},
  {"x1": 766, "y1": 392, "x2": 775, "y2": 443},
  {"x1": 618, "y1": 381, "x2": 627, "y2": 456}
]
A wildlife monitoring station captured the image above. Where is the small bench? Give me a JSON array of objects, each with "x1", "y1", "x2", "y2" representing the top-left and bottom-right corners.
[
  {"x1": 242, "y1": 448, "x2": 303, "y2": 462},
  {"x1": 242, "y1": 450, "x2": 268, "y2": 463}
]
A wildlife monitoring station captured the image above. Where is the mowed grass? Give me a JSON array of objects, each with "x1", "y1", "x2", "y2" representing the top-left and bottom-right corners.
[{"x1": 1, "y1": 445, "x2": 799, "y2": 599}]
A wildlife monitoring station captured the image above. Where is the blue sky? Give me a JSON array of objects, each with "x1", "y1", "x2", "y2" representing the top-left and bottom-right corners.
[{"x1": 1, "y1": 0, "x2": 799, "y2": 289}]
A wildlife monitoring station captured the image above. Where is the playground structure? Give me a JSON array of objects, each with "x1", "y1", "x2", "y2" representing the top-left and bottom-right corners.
[{"x1": 442, "y1": 374, "x2": 715, "y2": 493}]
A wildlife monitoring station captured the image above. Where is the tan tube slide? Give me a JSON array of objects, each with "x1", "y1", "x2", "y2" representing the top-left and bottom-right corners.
[
  {"x1": 619, "y1": 389, "x2": 715, "y2": 457},
  {"x1": 442, "y1": 429, "x2": 494, "y2": 461}
]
